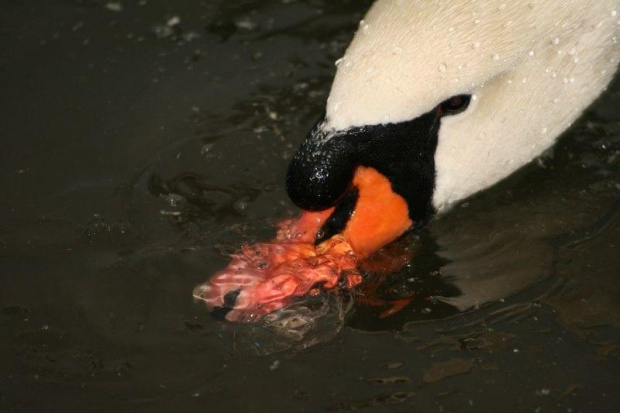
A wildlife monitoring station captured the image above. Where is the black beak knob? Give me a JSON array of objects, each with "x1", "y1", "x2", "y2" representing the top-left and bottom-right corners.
[{"x1": 286, "y1": 127, "x2": 357, "y2": 211}]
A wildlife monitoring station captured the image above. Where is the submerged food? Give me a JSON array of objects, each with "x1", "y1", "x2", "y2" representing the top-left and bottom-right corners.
[
  {"x1": 194, "y1": 211, "x2": 361, "y2": 322},
  {"x1": 194, "y1": 167, "x2": 415, "y2": 322}
]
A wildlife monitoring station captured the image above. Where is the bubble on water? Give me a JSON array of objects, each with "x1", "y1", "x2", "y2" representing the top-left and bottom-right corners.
[
  {"x1": 166, "y1": 193, "x2": 186, "y2": 208},
  {"x1": 528, "y1": 50, "x2": 535, "y2": 57},
  {"x1": 611, "y1": 10, "x2": 618, "y2": 17},
  {"x1": 438, "y1": 62, "x2": 448, "y2": 72},
  {"x1": 474, "y1": 19, "x2": 481, "y2": 25},
  {"x1": 105, "y1": 2, "x2": 123, "y2": 12},
  {"x1": 166, "y1": 16, "x2": 181, "y2": 27},
  {"x1": 201, "y1": 143, "x2": 214, "y2": 156},
  {"x1": 235, "y1": 18, "x2": 257, "y2": 31},
  {"x1": 472, "y1": 42, "x2": 481, "y2": 49},
  {"x1": 392, "y1": 46, "x2": 403, "y2": 55},
  {"x1": 552, "y1": 37, "x2": 560, "y2": 45},
  {"x1": 492, "y1": 53, "x2": 500, "y2": 61},
  {"x1": 234, "y1": 201, "x2": 248, "y2": 212},
  {"x1": 335, "y1": 58, "x2": 343, "y2": 67}
]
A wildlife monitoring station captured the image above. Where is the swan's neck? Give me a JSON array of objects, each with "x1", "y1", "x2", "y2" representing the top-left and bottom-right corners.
[
  {"x1": 433, "y1": 1, "x2": 619, "y2": 210},
  {"x1": 323, "y1": 0, "x2": 620, "y2": 211}
]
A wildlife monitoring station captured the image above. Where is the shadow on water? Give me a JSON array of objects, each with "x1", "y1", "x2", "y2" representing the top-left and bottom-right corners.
[{"x1": 0, "y1": 0, "x2": 618, "y2": 411}]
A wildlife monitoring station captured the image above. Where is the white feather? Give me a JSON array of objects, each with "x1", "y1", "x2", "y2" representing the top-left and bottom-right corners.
[{"x1": 323, "y1": 0, "x2": 620, "y2": 211}]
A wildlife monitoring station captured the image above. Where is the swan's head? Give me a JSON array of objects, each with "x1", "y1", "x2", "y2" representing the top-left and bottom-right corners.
[{"x1": 287, "y1": 0, "x2": 618, "y2": 243}]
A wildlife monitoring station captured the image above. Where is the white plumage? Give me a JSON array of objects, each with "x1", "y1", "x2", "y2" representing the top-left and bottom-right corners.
[{"x1": 323, "y1": 0, "x2": 620, "y2": 211}]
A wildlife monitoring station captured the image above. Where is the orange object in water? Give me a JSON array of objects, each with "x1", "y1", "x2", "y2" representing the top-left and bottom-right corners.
[{"x1": 194, "y1": 167, "x2": 414, "y2": 322}]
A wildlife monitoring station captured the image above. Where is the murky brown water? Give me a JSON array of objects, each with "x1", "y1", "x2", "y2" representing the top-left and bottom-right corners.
[{"x1": 1, "y1": 1, "x2": 618, "y2": 411}]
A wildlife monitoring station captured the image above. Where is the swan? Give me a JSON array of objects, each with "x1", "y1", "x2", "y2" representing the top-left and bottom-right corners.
[
  {"x1": 286, "y1": 0, "x2": 620, "y2": 242},
  {"x1": 197, "y1": 0, "x2": 619, "y2": 321}
]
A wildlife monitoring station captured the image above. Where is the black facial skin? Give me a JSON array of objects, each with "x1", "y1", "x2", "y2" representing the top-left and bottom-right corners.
[{"x1": 286, "y1": 95, "x2": 471, "y2": 238}]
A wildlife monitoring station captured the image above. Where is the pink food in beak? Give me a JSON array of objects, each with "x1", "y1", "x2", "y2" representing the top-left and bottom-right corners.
[
  {"x1": 194, "y1": 167, "x2": 414, "y2": 322},
  {"x1": 193, "y1": 211, "x2": 363, "y2": 322}
]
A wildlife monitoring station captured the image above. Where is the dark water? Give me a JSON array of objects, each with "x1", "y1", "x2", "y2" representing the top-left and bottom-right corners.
[{"x1": 1, "y1": 1, "x2": 619, "y2": 411}]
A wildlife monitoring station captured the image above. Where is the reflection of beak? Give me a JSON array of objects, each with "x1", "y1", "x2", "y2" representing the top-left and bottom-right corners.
[{"x1": 318, "y1": 166, "x2": 413, "y2": 257}]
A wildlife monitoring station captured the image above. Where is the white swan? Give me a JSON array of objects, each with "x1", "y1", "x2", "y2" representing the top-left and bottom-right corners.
[
  {"x1": 286, "y1": 0, "x2": 619, "y2": 235},
  {"x1": 200, "y1": 1, "x2": 620, "y2": 322}
]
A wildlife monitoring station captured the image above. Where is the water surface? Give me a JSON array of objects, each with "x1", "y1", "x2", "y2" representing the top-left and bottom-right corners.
[{"x1": 1, "y1": 1, "x2": 618, "y2": 411}]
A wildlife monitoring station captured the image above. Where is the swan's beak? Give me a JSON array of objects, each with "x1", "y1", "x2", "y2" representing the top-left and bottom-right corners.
[
  {"x1": 314, "y1": 166, "x2": 412, "y2": 257},
  {"x1": 286, "y1": 112, "x2": 439, "y2": 256}
]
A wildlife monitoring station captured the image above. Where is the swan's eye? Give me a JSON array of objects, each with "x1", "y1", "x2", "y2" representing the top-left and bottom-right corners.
[{"x1": 437, "y1": 94, "x2": 471, "y2": 116}]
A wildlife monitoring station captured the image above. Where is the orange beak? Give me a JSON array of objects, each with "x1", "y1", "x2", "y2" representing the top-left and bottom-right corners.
[
  {"x1": 300, "y1": 166, "x2": 413, "y2": 257},
  {"x1": 339, "y1": 166, "x2": 413, "y2": 256}
]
